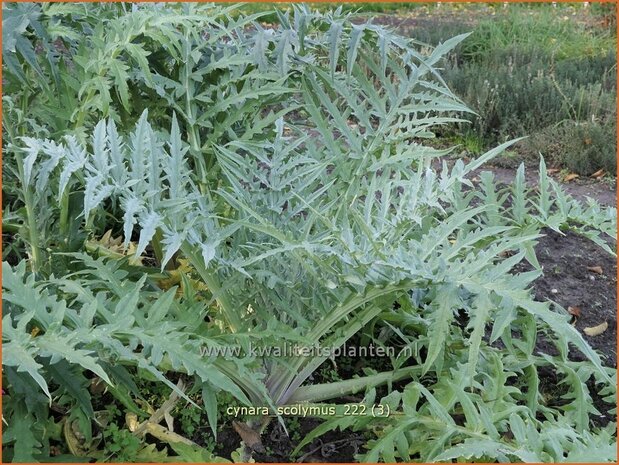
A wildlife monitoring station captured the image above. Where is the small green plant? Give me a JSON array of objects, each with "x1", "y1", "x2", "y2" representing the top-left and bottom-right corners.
[
  {"x1": 176, "y1": 405, "x2": 202, "y2": 437},
  {"x1": 287, "y1": 417, "x2": 303, "y2": 443},
  {"x1": 103, "y1": 423, "x2": 143, "y2": 462}
]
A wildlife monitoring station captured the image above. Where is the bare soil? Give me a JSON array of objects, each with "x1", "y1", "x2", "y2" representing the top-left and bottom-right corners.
[
  {"x1": 517, "y1": 229, "x2": 617, "y2": 369},
  {"x1": 210, "y1": 417, "x2": 364, "y2": 463}
]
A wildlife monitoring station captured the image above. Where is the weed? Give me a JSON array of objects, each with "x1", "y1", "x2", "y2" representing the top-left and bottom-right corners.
[
  {"x1": 286, "y1": 417, "x2": 303, "y2": 443},
  {"x1": 102, "y1": 423, "x2": 143, "y2": 462}
]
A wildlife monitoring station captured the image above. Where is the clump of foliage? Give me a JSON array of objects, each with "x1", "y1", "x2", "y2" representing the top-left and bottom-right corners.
[
  {"x1": 442, "y1": 46, "x2": 616, "y2": 175},
  {"x1": 523, "y1": 120, "x2": 617, "y2": 176},
  {"x1": 395, "y1": 4, "x2": 617, "y2": 175},
  {"x1": 2, "y1": 2, "x2": 617, "y2": 463}
]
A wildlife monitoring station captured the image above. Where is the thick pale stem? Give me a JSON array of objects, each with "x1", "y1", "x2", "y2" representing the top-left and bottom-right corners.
[
  {"x1": 4, "y1": 95, "x2": 44, "y2": 272},
  {"x1": 274, "y1": 303, "x2": 388, "y2": 404},
  {"x1": 286, "y1": 366, "x2": 421, "y2": 404},
  {"x1": 181, "y1": 24, "x2": 208, "y2": 194},
  {"x1": 59, "y1": 189, "x2": 70, "y2": 243},
  {"x1": 269, "y1": 283, "x2": 415, "y2": 403},
  {"x1": 14, "y1": 152, "x2": 43, "y2": 273}
]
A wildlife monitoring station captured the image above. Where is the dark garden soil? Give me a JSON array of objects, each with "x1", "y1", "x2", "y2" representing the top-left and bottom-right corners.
[
  {"x1": 514, "y1": 228, "x2": 617, "y2": 428},
  {"x1": 208, "y1": 415, "x2": 365, "y2": 462},
  {"x1": 518, "y1": 228, "x2": 617, "y2": 369}
]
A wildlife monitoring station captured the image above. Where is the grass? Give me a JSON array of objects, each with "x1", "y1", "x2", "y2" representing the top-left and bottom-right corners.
[
  {"x1": 389, "y1": 3, "x2": 617, "y2": 175},
  {"x1": 459, "y1": 5, "x2": 616, "y2": 60}
]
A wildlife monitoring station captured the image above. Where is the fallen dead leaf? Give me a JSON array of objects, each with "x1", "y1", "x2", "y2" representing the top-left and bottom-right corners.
[
  {"x1": 164, "y1": 409, "x2": 174, "y2": 433},
  {"x1": 591, "y1": 169, "x2": 605, "y2": 178},
  {"x1": 547, "y1": 168, "x2": 561, "y2": 175},
  {"x1": 88, "y1": 230, "x2": 143, "y2": 266},
  {"x1": 567, "y1": 306, "x2": 581, "y2": 317},
  {"x1": 583, "y1": 321, "x2": 608, "y2": 337},
  {"x1": 587, "y1": 265, "x2": 603, "y2": 275},
  {"x1": 233, "y1": 421, "x2": 265, "y2": 453},
  {"x1": 563, "y1": 173, "x2": 579, "y2": 182},
  {"x1": 89, "y1": 377, "x2": 106, "y2": 395},
  {"x1": 126, "y1": 413, "x2": 139, "y2": 432}
]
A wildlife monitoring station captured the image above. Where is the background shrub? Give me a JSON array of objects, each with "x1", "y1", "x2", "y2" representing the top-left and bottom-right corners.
[
  {"x1": 391, "y1": 4, "x2": 617, "y2": 175},
  {"x1": 521, "y1": 121, "x2": 617, "y2": 176}
]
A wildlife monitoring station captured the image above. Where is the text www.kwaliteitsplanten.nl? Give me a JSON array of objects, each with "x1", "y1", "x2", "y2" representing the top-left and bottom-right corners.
[{"x1": 199, "y1": 342, "x2": 408, "y2": 358}]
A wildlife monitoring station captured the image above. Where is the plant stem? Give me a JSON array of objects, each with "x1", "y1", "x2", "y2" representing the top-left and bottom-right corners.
[
  {"x1": 151, "y1": 229, "x2": 165, "y2": 268},
  {"x1": 274, "y1": 302, "x2": 390, "y2": 404},
  {"x1": 59, "y1": 189, "x2": 70, "y2": 246},
  {"x1": 14, "y1": 151, "x2": 43, "y2": 273},
  {"x1": 3, "y1": 92, "x2": 44, "y2": 271},
  {"x1": 286, "y1": 366, "x2": 422, "y2": 404},
  {"x1": 181, "y1": 22, "x2": 208, "y2": 193}
]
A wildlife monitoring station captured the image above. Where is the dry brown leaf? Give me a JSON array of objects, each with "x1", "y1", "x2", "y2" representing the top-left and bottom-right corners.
[
  {"x1": 144, "y1": 422, "x2": 197, "y2": 446},
  {"x1": 567, "y1": 306, "x2": 581, "y2": 317},
  {"x1": 591, "y1": 169, "x2": 605, "y2": 178},
  {"x1": 583, "y1": 321, "x2": 608, "y2": 337},
  {"x1": 88, "y1": 230, "x2": 143, "y2": 266},
  {"x1": 563, "y1": 173, "x2": 579, "y2": 182},
  {"x1": 157, "y1": 258, "x2": 208, "y2": 295},
  {"x1": 64, "y1": 418, "x2": 89, "y2": 456},
  {"x1": 547, "y1": 168, "x2": 561, "y2": 174},
  {"x1": 233, "y1": 421, "x2": 265, "y2": 452},
  {"x1": 126, "y1": 413, "x2": 139, "y2": 432},
  {"x1": 89, "y1": 377, "x2": 106, "y2": 395},
  {"x1": 587, "y1": 265, "x2": 603, "y2": 275},
  {"x1": 164, "y1": 410, "x2": 175, "y2": 433}
]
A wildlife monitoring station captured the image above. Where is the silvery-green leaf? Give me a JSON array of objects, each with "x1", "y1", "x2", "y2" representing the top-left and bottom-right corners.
[{"x1": 136, "y1": 210, "x2": 162, "y2": 257}]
